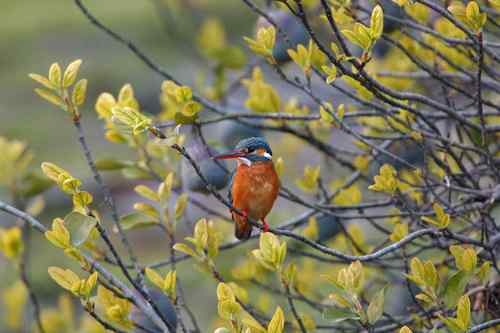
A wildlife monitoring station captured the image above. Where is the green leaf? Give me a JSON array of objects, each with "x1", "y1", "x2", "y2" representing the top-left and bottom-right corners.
[
  {"x1": 477, "y1": 261, "x2": 491, "y2": 283},
  {"x1": 112, "y1": 107, "x2": 152, "y2": 134},
  {"x1": 145, "y1": 267, "x2": 164, "y2": 290},
  {"x1": 322, "y1": 65, "x2": 337, "y2": 84},
  {"x1": 443, "y1": 271, "x2": 470, "y2": 308},
  {"x1": 29, "y1": 73, "x2": 54, "y2": 90},
  {"x1": 34, "y1": 88, "x2": 64, "y2": 108},
  {"x1": 354, "y1": 23, "x2": 372, "y2": 48},
  {"x1": 421, "y1": 203, "x2": 450, "y2": 229},
  {"x1": 82, "y1": 271, "x2": 98, "y2": 297},
  {"x1": 319, "y1": 106, "x2": 334, "y2": 124},
  {"x1": 158, "y1": 173, "x2": 174, "y2": 202},
  {"x1": 462, "y1": 248, "x2": 477, "y2": 272},
  {"x1": 95, "y1": 159, "x2": 133, "y2": 171},
  {"x1": 181, "y1": 101, "x2": 203, "y2": 117},
  {"x1": 218, "y1": 299, "x2": 242, "y2": 320},
  {"x1": 457, "y1": 295, "x2": 470, "y2": 329},
  {"x1": 163, "y1": 271, "x2": 177, "y2": 300},
  {"x1": 175, "y1": 193, "x2": 189, "y2": 220},
  {"x1": 370, "y1": 5, "x2": 384, "y2": 39},
  {"x1": 440, "y1": 317, "x2": 464, "y2": 333},
  {"x1": 45, "y1": 218, "x2": 71, "y2": 249},
  {"x1": 174, "y1": 111, "x2": 198, "y2": 125},
  {"x1": 63, "y1": 212, "x2": 98, "y2": 247},
  {"x1": 48, "y1": 63, "x2": 62, "y2": 87},
  {"x1": 72, "y1": 79, "x2": 87, "y2": 106},
  {"x1": 133, "y1": 203, "x2": 159, "y2": 219},
  {"x1": 423, "y1": 261, "x2": 438, "y2": 288},
  {"x1": 282, "y1": 263, "x2": 297, "y2": 287},
  {"x1": 267, "y1": 306, "x2": 284, "y2": 333},
  {"x1": 62, "y1": 59, "x2": 82, "y2": 88},
  {"x1": 119, "y1": 212, "x2": 159, "y2": 231},
  {"x1": 121, "y1": 166, "x2": 154, "y2": 180},
  {"x1": 134, "y1": 185, "x2": 159, "y2": 202},
  {"x1": 173, "y1": 243, "x2": 197, "y2": 258},
  {"x1": 323, "y1": 307, "x2": 360, "y2": 323},
  {"x1": 217, "y1": 283, "x2": 236, "y2": 301},
  {"x1": 244, "y1": 26, "x2": 276, "y2": 59},
  {"x1": 343, "y1": 32, "x2": 362, "y2": 48},
  {"x1": 367, "y1": 286, "x2": 387, "y2": 324},
  {"x1": 48, "y1": 266, "x2": 79, "y2": 291}
]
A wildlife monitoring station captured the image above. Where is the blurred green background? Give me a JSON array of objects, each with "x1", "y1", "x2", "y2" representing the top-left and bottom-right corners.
[{"x1": 1, "y1": 0, "x2": 255, "y2": 167}]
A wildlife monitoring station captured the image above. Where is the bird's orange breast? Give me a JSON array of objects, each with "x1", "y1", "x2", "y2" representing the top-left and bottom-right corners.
[{"x1": 231, "y1": 161, "x2": 280, "y2": 220}]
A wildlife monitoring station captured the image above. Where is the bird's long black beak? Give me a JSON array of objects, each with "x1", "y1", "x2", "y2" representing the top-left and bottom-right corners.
[{"x1": 212, "y1": 150, "x2": 246, "y2": 160}]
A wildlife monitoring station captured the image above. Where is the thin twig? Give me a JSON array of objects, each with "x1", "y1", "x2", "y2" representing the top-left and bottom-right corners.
[
  {"x1": 73, "y1": 118, "x2": 140, "y2": 272},
  {"x1": 19, "y1": 227, "x2": 46, "y2": 333}
]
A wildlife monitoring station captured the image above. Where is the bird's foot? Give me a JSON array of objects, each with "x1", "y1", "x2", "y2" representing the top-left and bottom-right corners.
[{"x1": 262, "y1": 219, "x2": 270, "y2": 233}]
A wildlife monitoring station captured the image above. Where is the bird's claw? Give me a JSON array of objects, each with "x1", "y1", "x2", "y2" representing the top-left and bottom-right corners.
[{"x1": 262, "y1": 221, "x2": 270, "y2": 233}]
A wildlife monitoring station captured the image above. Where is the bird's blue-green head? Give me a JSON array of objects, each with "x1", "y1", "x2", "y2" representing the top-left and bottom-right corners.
[{"x1": 213, "y1": 137, "x2": 273, "y2": 165}]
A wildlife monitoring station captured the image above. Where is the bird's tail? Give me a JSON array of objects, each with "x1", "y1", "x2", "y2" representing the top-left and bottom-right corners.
[{"x1": 233, "y1": 213, "x2": 252, "y2": 240}]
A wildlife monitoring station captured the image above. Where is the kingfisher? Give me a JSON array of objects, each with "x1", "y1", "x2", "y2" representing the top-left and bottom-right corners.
[{"x1": 214, "y1": 137, "x2": 280, "y2": 239}]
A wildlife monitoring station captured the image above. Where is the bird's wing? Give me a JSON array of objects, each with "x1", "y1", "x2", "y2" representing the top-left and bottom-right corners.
[{"x1": 227, "y1": 170, "x2": 235, "y2": 206}]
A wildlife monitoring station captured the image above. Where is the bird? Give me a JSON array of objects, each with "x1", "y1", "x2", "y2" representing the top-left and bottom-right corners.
[{"x1": 214, "y1": 137, "x2": 280, "y2": 239}]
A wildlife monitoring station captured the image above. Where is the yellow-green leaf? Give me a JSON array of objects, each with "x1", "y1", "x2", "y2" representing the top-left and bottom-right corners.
[
  {"x1": 48, "y1": 266, "x2": 79, "y2": 291},
  {"x1": 72, "y1": 191, "x2": 93, "y2": 211},
  {"x1": 64, "y1": 212, "x2": 98, "y2": 247},
  {"x1": 82, "y1": 272, "x2": 98, "y2": 297},
  {"x1": 175, "y1": 193, "x2": 189, "y2": 220},
  {"x1": 145, "y1": 267, "x2": 164, "y2": 290},
  {"x1": 45, "y1": 218, "x2": 71, "y2": 249},
  {"x1": 399, "y1": 326, "x2": 412, "y2": 333},
  {"x1": 456, "y1": 295, "x2": 470, "y2": 329},
  {"x1": 477, "y1": 261, "x2": 491, "y2": 283},
  {"x1": 267, "y1": 306, "x2": 284, "y2": 333},
  {"x1": 0, "y1": 227, "x2": 24, "y2": 259},
  {"x1": 63, "y1": 59, "x2": 82, "y2": 88},
  {"x1": 34, "y1": 88, "x2": 64, "y2": 108},
  {"x1": 370, "y1": 5, "x2": 384, "y2": 39},
  {"x1": 133, "y1": 202, "x2": 159, "y2": 219},
  {"x1": 367, "y1": 286, "x2": 387, "y2": 324},
  {"x1": 72, "y1": 79, "x2": 87, "y2": 106},
  {"x1": 164, "y1": 271, "x2": 176, "y2": 300},
  {"x1": 173, "y1": 243, "x2": 197, "y2": 258},
  {"x1": 421, "y1": 203, "x2": 450, "y2": 229},
  {"x1": 319, "y1": 106, "x2": 334, "y2": 124},
  {"x1": 29, "y1": 73, "x2": 54, "y2": 90},
  {"x1": 134, "y1": 185, "x2": 159, "y2": 202},
  {"x1": 48, "y1": 62, "x2": 62, "y2": 87},
  {"x1": 158, "y1": 172, "x2": 174, "y2": 201},
  {"x1": 119, "y1": 212, "x2": 159, "y2": 231}
]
